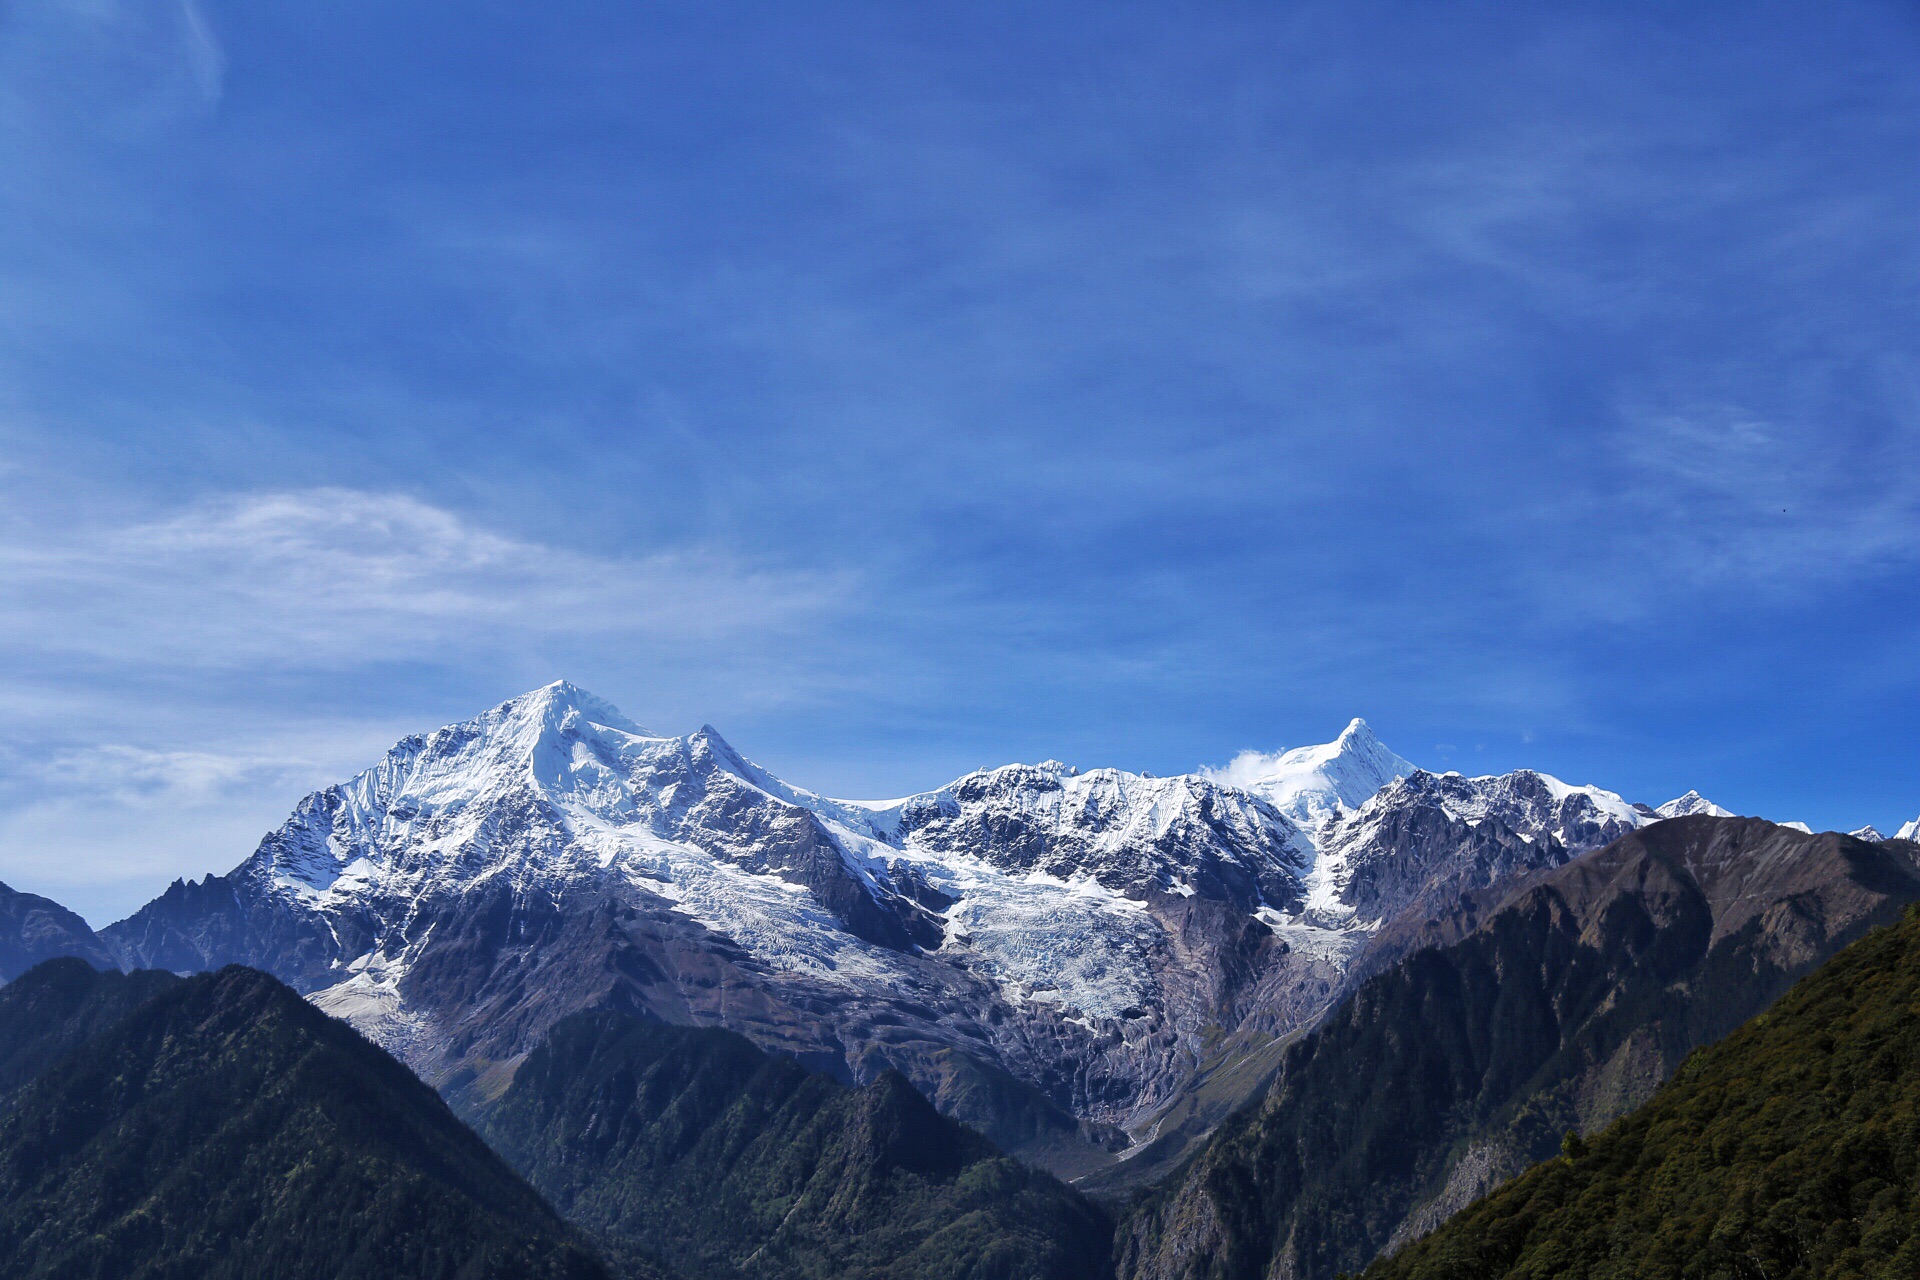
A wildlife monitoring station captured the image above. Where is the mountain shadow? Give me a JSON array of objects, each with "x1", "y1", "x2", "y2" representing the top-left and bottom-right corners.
[
  {"x1": 478, "y1": 1007, "x2": 1114, "y2": 1280},
  {"x1": 1368, "y1": 903, "x2": 1920, "y2": 1279},
  {"x1": 0, "y1": 960, "x2": 628, "y2": 1280}
]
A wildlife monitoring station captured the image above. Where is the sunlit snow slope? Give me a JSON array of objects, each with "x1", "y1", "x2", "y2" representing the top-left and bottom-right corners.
[{"x1": 100, "y1": 682, "x2": 1690, "y2": 1175}]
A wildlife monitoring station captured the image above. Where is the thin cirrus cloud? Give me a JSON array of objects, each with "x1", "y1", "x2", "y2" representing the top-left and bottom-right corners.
[
  {"x1": 0, "y1": 3, "x2": 1917, "y2": 910},
  {"x1": 0, "y1": 486, "x2": 850, "y2": 672}
]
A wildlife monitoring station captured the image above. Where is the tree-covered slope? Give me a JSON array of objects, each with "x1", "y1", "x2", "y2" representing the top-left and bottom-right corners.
[
  {"x1": 0, "y1": 962, "x2": 623, "y2": 1280},
  {"x1": 0, "y1": 957, "x2": 182, "y2": 1102},
  {"x1": 479, "y1": 1008, "x2": 1113, "y2": 1280},
  {"x1": 1368, "y1": 904, "x2": 1920, "y2": 1279},
  {"x1": 1114, "y1": 819, "x2": 1920, "y2": 1280}
]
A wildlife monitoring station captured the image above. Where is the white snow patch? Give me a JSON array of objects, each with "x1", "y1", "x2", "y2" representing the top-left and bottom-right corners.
[{"x1": 1656, "y1": 790, "x2": 1735, "y2": 819}]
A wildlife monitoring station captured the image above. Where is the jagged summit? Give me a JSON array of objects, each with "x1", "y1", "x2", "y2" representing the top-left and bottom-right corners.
[
  {"x1": 1295, "y1": 765, "x2": 1649, "y2": 935},
  {"x1": 1899, "y1": 815, "x2": 1920, "y2": 841},
  {"x1": 1202, "y1": 717, "x2": 1415, "y2": 828},
  {"x1": 94, "y1": 682, "x2": 1738, "y2": 1183},
  {"x1": 1656, "y1": 789, "x2": 1734, "y2": 819}
]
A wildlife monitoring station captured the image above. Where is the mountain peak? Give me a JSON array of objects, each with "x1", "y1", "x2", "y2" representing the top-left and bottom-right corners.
[
  {"x1": 1656, "y1": 790, "x2": 1734, "y2": 820},
  {"x1": 1204, "y1": 718, "x2": 1414, "y2": 827},
  {"x1": 507, "y1": 680, "x2": 654, "y2": 738}
]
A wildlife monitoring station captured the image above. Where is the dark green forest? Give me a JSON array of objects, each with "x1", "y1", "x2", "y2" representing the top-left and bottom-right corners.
[{"x1": 0, "y1": 963, "x2": 614, "y2": 1280}]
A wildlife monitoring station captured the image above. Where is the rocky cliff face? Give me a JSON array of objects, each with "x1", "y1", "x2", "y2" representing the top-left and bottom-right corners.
[
  {"x1": 1075, "y1": 763, "x2": 1650, "y2": 1193},
  {"x1": 96, "y1": 683, "x2": 1669, "y2": 1177},
  {"x1": 1112, "y1": 818, "x2": 1920, "y2": 1280}
]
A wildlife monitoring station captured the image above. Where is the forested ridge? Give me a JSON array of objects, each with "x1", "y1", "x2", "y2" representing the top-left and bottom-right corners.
[
  {"x1": 1367, "y1": 906, "x2": 1920, "y2": 1279},
  {"x1": 0, "y1": 962, "x2": 618, "y2": 1280}
]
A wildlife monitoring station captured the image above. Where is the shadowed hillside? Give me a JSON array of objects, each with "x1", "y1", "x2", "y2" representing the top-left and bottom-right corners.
[
  {"x1": 1115, "y1": 819, "x2": 1920, "y2": 1280},
  {"x1": 0, "y1": 962, "x2": 628, "y2": 1280},
  {"x1": 479, "y1": 1008, "x2": 1113, "y2": 1280},
  {"x1": 1368, "y1": 904, "x2": 1920, "y2": 1279}
]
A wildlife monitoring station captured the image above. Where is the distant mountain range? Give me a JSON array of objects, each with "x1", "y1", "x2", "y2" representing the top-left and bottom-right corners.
[
  {"x1": 0, "y1": 880, "x2": 116, "y2": 981},
  {"x1": 2, "y1": 681, "x2": 1909, "y2": 1188},
  {"x1": 0, "y1": 681, "x2": 1914, "y2": 1279},
  {"x1": 32, "y1": 683, "x2": 1673, "y2": 1174}
]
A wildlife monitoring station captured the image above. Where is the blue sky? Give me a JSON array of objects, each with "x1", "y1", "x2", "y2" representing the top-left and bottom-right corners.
[{"x1": 1, "y1": 1, "x2": 1916, "y2": 923}]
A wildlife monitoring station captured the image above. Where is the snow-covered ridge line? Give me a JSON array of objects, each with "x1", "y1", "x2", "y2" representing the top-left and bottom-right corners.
[{"x1": 108, "y1": 678, "x2": 1788, "y2": 1158}]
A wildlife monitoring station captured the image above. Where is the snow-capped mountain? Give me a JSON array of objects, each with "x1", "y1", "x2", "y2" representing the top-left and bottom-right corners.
[
  {"x1": 1310, "y1": 769, "x2": 1642, "y2": 924},
  {"x1": 1657, "y1": 790, "x2": 1735, "y2": 819},
  {"x1": 95, "y1": 683, "x2": 1678, "y2": 1178},
  {"x1": 1851, "y1": 825, "x2": 1887, "y2": 842},
  {"x1": 101, "y1": 683, "x2": 1328, "y2": 1156},
  {"x1": 1899, "y1": 816, "x2": 1919, "y2": 842},
  {"x1": 1203, "y1": 719, "x2": 1414, "y2": 829}
]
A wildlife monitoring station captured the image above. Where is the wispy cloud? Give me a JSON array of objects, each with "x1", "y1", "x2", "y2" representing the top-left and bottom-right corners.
[
  {"x1": 0, "y1": 486, "x2": 849, "y2": 671},
  {"x1": 176, "y1": 0, "x2": 224, "y2": 106},
  {"x1": 1602, "y1": 401, "x2": 1920, "y2": 597}
]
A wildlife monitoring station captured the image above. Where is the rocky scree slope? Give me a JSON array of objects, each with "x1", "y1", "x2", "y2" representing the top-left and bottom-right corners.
[
  {"x1": 1367, "y1": 901, "x2": 1920, "y2": 1280},
  {"x1": 480, "y1": 1008, "x2": 1111, "y2": 1280},
  {"x1": 99, "y1": 683, "x2": 1664, "y2": 1177},
  {"x1": 1113, "y1": 818, "x2": 1920, "y2": 1280}
]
